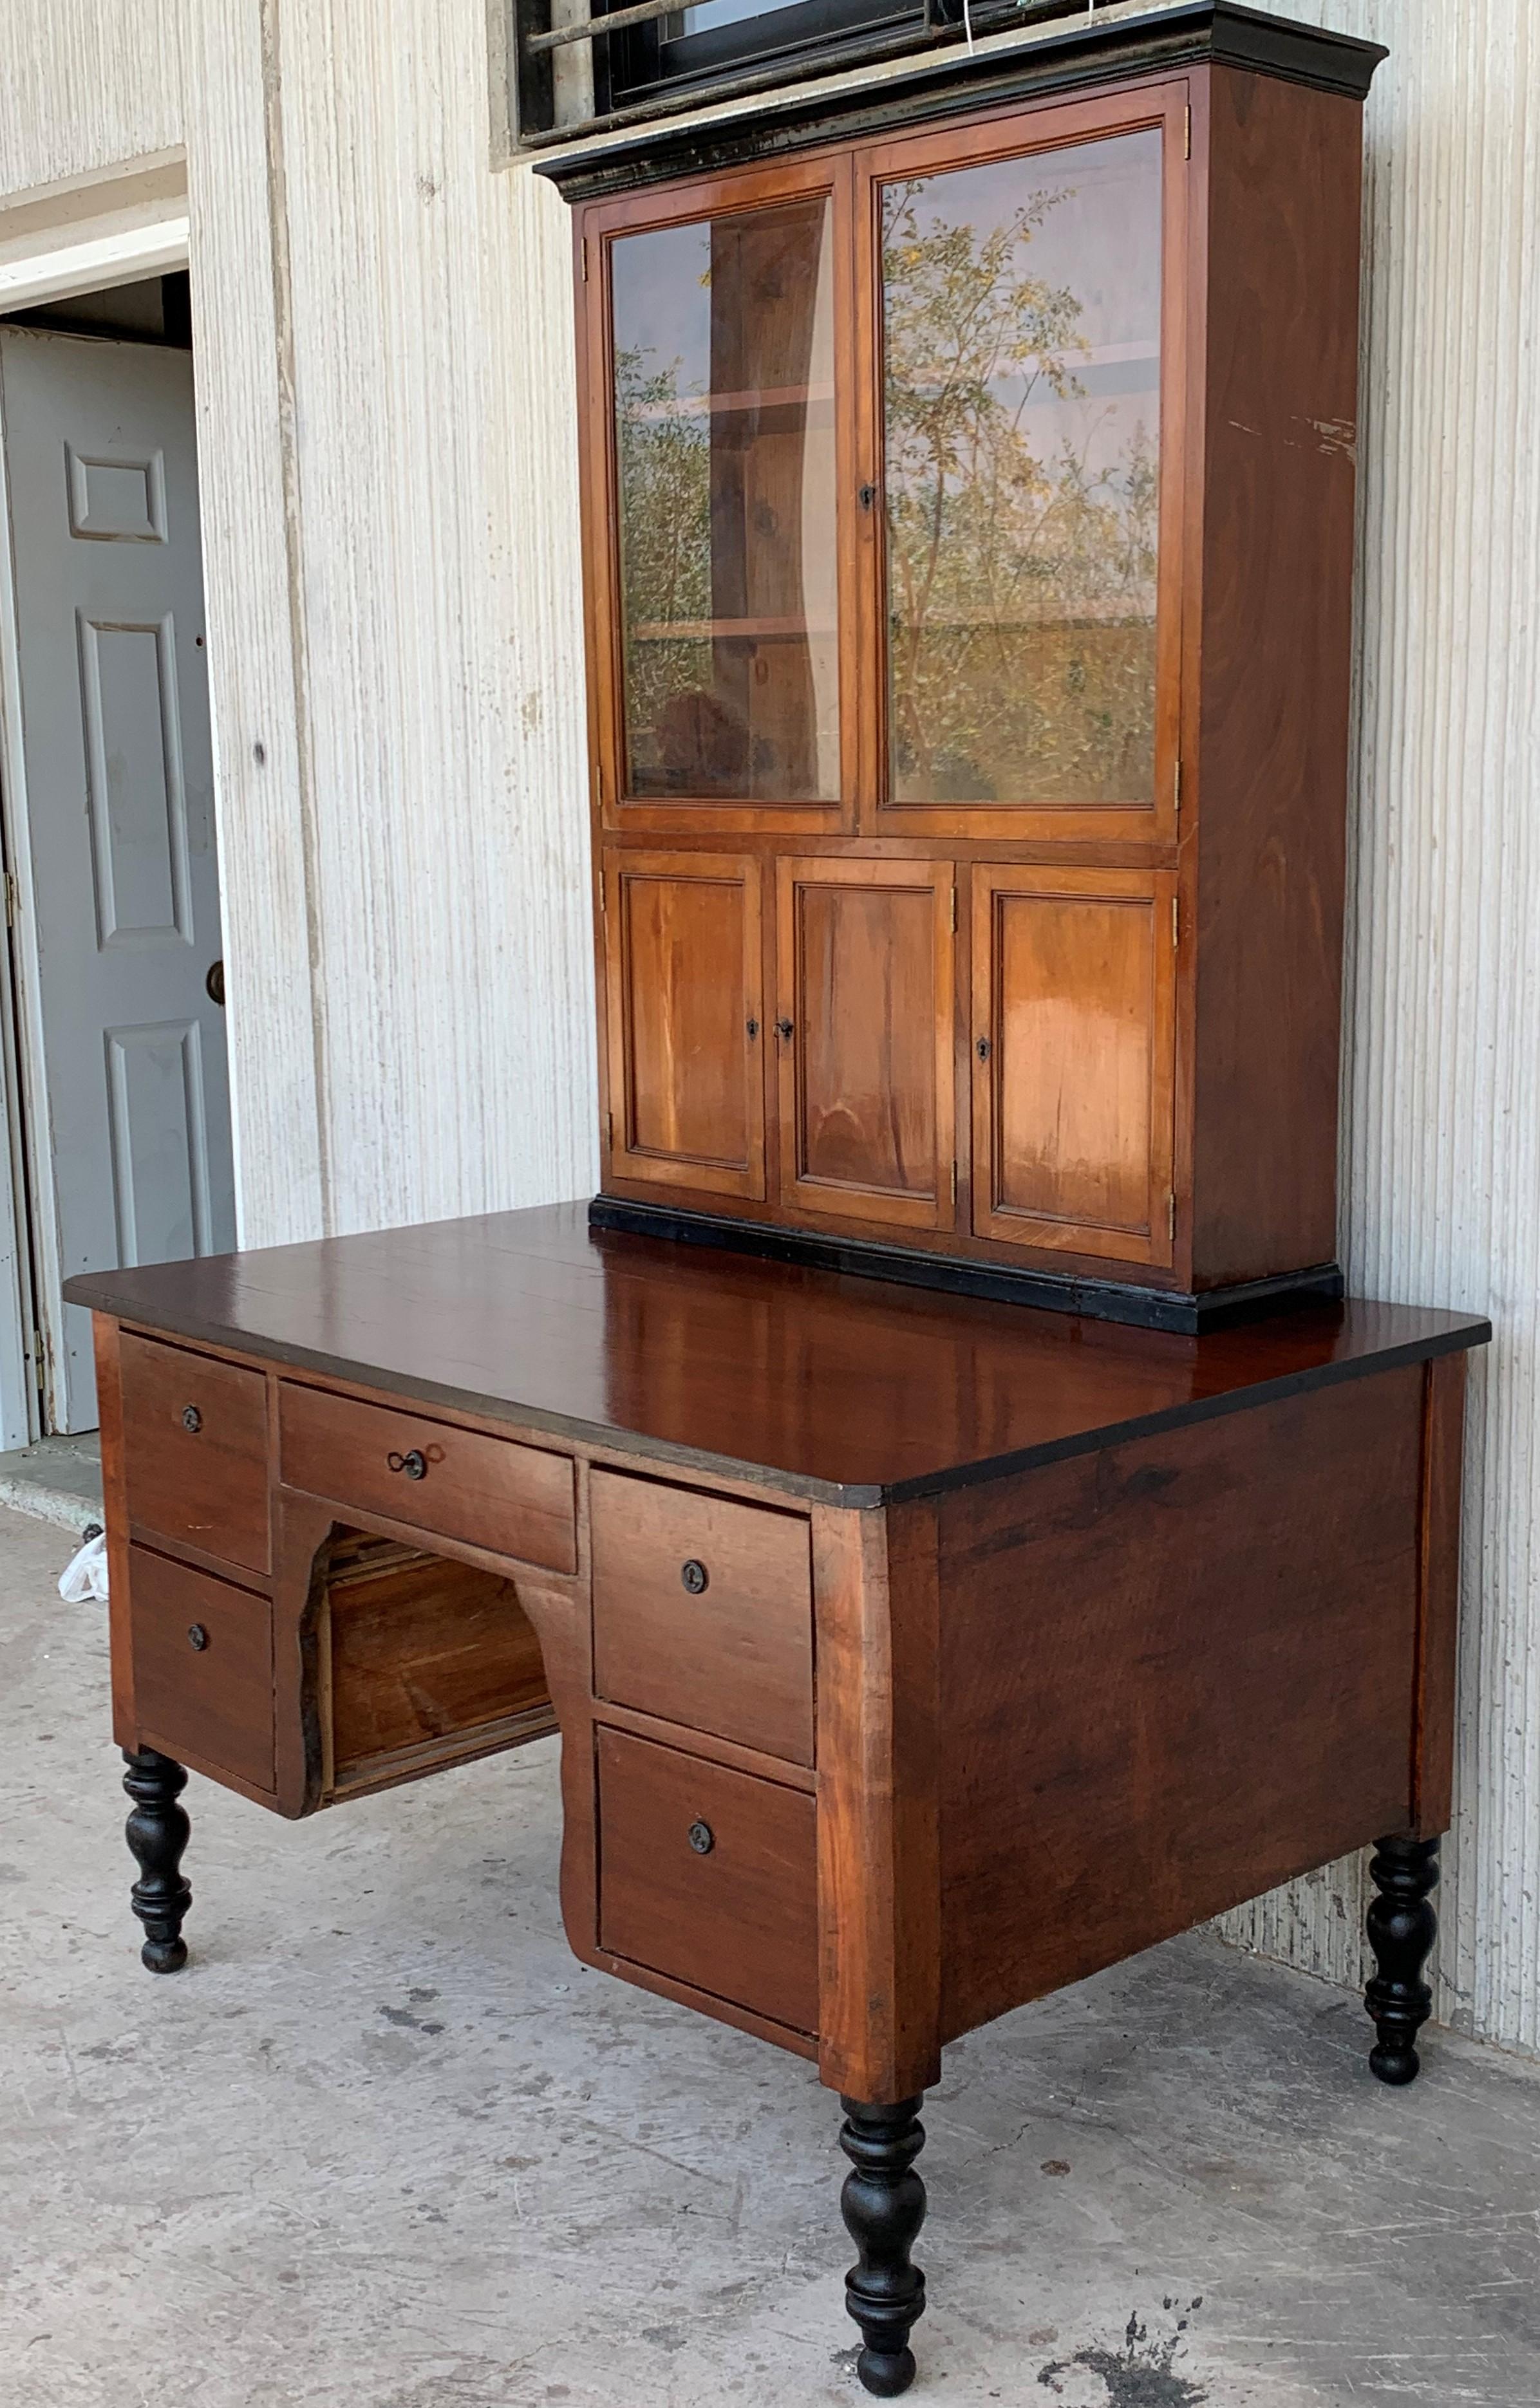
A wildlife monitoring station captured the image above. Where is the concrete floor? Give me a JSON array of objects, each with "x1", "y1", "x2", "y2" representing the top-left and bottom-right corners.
[
  {"x1": 0, "y1": 1429, "x2": 104, "y2": 1533},
  {"x1": 3, "y1": 1497, "x2": 1537, "y2": 2408}
]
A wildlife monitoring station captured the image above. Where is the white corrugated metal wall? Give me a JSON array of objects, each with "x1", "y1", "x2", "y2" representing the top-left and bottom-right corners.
[
  {"x1": 1216, "y1": 0, "x2": 1540, "y2": 2057},
  {"x1": 0, "y1": 0, "x2": 1536, "y2": 2051}
]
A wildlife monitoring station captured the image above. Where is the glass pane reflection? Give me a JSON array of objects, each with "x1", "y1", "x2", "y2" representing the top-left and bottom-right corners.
[
  {"x1": 612, "y1": 198, "x2": 839, "y2": 801},
  {"x1": 881, "y1": 129, "x2": 1162, "y2": 807}
]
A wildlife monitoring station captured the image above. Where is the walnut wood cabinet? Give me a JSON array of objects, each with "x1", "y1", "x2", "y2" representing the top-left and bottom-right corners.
[{"x1": 567, "y1": 33, "x2": 1371, "y2": 1328}]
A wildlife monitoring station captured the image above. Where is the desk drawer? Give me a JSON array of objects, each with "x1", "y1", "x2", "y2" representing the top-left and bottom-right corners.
[
  {"x1": 129, "y1": 1546, "x2": 275, "y2": 1793},
  {"x1": 119, "y1": 1334, "x2": 270, "y2": 1575},
  {"x1": 591, "y1": 1471, "x2": 813, "y2": 1766},
  {"x1": 597, "y1": 1728, "x2": 818, "y2": 2034},
  {"x1": 279, "y1": 1385, "x2": 577, "y2": 1573}
]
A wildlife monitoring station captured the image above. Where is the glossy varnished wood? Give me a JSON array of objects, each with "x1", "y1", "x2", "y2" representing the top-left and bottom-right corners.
[
  {"x1": 279, "y1": 1380, "x2": 578, "y2": 1571},
  {"x1": 596, "y1": 1724, "x2": 820, "y2": 2033},
  {"x1": 129, "y1": 1545, "x2": 277, "y2": 1797},
  {"x1": 776, "y1": 855, "x2": 955, "y2": 1230},
  {"x1": 601, "y1": 848, "x2": 766, "y2": 1198},
  {"x1": 1183, "y1": 64, "x2": 1364, "y2": 1289},
  {"x1": 970, "y1": 862, "x2": 1177, "y2": 1265},
  {"x1": 64, "y1": 1206, "x2": 1489, "y2": 1509},
  {"x1": 118, "y1": 1330, "x2": 270, "y2": 1575},
  {"x1": 933, "y1": 1363, "x2": 1431, "y2": 2040},
  {"x1": 591, "y1": 1468, "x2": 815, "y2": 1764}
]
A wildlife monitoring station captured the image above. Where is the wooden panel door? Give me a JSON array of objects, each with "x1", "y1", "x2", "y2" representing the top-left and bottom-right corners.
[
  {"x1": 603, "y1": 850, "x2": 765, "y2": 1199},
  {"x1": 776, "y1": 856, "x2": 954, "y2": 1229},
  {"x1": 972, "y1": 864, "x2": 1176, "y2": 1265}
]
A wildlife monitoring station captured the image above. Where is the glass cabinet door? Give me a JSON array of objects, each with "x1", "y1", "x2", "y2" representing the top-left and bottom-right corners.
[
  {"x1": 608, "y1": 195, "x2": 841, "y2": 805},
  {"x1": 875, "y1": 119, "x2": 1167, "y2": 818}
]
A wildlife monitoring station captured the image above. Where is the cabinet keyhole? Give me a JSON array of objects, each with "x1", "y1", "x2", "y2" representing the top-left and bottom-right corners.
[{"x1": 976, "y1": 1036, "x2": 991, "y2": 1062}]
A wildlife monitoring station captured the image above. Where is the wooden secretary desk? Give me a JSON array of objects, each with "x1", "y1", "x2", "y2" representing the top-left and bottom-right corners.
[{"x1": 66, "y1": 7, "x2": 1496, "y2": 2400}]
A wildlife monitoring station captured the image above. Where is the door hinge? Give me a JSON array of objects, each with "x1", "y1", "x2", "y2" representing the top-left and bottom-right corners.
[
  {"x1": 1169, "y1": 1191, "x2": 1178, "y2": 1242},
  {"x1": 30, "y1": 1342, "x2": 43, "y2": 1395},
  {"x1": 950, "y1": 1161, "x2": 957, "y2": 1207},
  {"x1": 949, "y1": 886, "x2": 957, "y2": 933},
  {"x1": 3, "y1": 872, "x2": 16, "y2": 928},
  {"x1": 1173, "y1": 758, "x2": 1182, "y2": 820},
  {"x1": 1185, "y1": 104, "x2": 1192, "y2": 159},
  {"x1": 605, "y1": 1110, "x2": 614, "y2": 1152},
  {"x1": 581, "y1": 236, "x2": 590, "y2": 283},
  {"x1": 1172, "y1": 895, "x2": 1180, "y2": 948}
]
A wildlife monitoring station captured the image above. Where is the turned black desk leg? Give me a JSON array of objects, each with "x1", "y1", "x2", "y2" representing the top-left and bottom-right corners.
[
  {"x1": 840, "y1": 2095, "x2": 927, "y2": 2398},
  {"x1": 122, "y1": 1748, "x2": 191, "y2": 1973},
  {"x1": 1366, "y1": 1834, "x2": 1440, "y2": 2085}
]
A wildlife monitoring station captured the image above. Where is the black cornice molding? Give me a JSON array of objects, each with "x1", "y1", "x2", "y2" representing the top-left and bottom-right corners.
[{"x1": 534, "y1": 1, "x2": 1386, "y2": 203}]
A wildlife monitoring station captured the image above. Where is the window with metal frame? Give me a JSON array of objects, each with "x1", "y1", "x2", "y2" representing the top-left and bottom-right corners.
[{"x1": 513, "y1": 0, "x2": 1129, "y2": 147}]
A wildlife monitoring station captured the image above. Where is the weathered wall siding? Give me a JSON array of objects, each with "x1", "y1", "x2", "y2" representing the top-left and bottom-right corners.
[
  {"x1": 2, "y1": 1, "x2": 1539, "y2": 2048},
  {"x1": 1215, "y1": 0, "x2": 1540, "y2": 2058},
  {"x1": 275, "y1": 0, "x2": 593, "y2": 1236}
]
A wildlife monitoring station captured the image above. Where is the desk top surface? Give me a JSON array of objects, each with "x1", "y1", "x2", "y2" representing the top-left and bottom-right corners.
[{"x1": 66, "y1": 1204, "x2": 1490, "y2": 1506}]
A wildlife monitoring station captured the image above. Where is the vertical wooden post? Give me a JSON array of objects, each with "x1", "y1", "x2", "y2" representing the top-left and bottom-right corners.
[{"x1": 813, "y1": 1498, "x2": 941, "y2": 2102}]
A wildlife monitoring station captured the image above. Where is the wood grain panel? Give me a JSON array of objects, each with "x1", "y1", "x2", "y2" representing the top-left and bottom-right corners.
[
  {"x1": 1187, "y1": 66, "x2": 1362, "y2": 1287},
  {"x1": 1412, "y1": 1351, "x2": 1467, "y2": 1838},
  {"x1": 130, "y1": 1544, "x2": 275, "y2": 1793},
  {"x1": 814, "y1": 1501, "x2": 941, "y2": 2102},
  {"x1": 597, "y1": 1725, "x2": 818, "y2": 2033},
  {"x1": 972, "y1": 863, "x2": 1175, "y2": 1264},
  {"x1": 777, "y1": 855, "x2": 955, "y2": 1228},
  {"x1": 591, "y1": 1468, "x2": 813, "y2": 1764},
  {"x1": 935, "y1": 1367, "x2": 1425, "y2": 2040},
  {"x1": 279, "y1": 1382, "x2": 576, "y2": 1570},
  {"x1": 324, "y1": 1535, "x2": 552, "y2": 1791},
  {"x1": 603, "y1": 848, "x2": 765, "y2": 1198},
  {"x1": 119, "y1": 1330, "x2": 270, "y2": 1574}
]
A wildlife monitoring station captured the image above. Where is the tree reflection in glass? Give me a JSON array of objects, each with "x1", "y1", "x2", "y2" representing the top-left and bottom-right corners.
[
  {"x1": 881, "y1": 129, "x2": 1162, "y2": 807},
  {"x1": 612, "y1": 200, "x2": 839, "y2": 801}
]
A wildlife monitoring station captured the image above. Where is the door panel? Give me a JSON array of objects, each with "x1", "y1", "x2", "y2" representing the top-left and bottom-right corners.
[
  {"x1": 972, "y1": 864, "x2": 1175, "y2": 1265},
  {"x1": 854, "y1": 84, "x2": 1188, "y2": 843},
  {"x1": 605, "y1": 187, "x2": 843, "y2": 810},
  {"x1": 603, "y1": 849, "x2": 765, "y2": 1199},
  {"x1": 0, "y1": 329, "x2": 232, "y2": 1431},
  {"x1": 777, "y1": 856, "x2": 954, "y2": 1229}
]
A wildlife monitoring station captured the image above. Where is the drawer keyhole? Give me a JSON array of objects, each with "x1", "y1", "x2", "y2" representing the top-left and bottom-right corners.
[
  {"x1": 182, "y1": 1405, "x2": 202, "y2": 1433},
  {"x1": 681, "y1": 1558, "x2": 709, "y2": 1594},
  {"x1": 187, "y1": 1623, "x2": 209, "y2": 1652},
  {"x1": 387, "y1": 1448, "x2": 428, "y2": 1480},
  {"x1": 687, "y1": 1819, "x2": 715, "y2": 1856}
]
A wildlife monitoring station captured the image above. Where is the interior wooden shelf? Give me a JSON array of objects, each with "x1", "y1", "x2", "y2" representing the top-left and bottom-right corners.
[
  {"x1": 630, "y1": 615, "x2": 836, "y2": 641},
  {"x1": 619, "y1": 382, "x2": 834, "y2": 422}
]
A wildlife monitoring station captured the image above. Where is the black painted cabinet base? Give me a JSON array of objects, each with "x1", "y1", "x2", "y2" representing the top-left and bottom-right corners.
[
  {"x1": 123, "y1": 1748, "x2": 192, "y2": 1974},
  {"x1": 589, "y1": 1197, "x2": 1344, "y2": 1335},
  {"x1": 840, "y1": 2096, "x2": 928, "y2": 2398},
  {"x1": 1365, "y1": 1833, "x2": 1441, "y2": 2085}
]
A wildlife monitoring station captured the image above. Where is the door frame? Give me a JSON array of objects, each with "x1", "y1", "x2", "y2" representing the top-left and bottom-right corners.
[{"x1": 0, "y1": 168, "x2": 192, "y2": 1442}]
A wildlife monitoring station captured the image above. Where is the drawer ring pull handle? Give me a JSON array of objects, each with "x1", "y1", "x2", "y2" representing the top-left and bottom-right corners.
[
  {"x1": 687, "y1": 1819, "x2": 715, "y2": 1856},
  {"x1": 187, "y1": 1623, "x2": 209, "y2": 1652},
  {"x1": 182, "y1": 1405, "x2": 202, "y2": 1434},
  {"x1": 387, "y1": 1448, "x2": 429, "y2": 1480},
  {"x1": 681, "y1": 1558, "x2": 709, "y2": 1594}
]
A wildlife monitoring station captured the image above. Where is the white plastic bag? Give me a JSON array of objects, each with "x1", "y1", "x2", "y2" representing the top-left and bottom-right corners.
[{"x1": 59, "y1": 1527, "x2": 109, "y2": 1603}]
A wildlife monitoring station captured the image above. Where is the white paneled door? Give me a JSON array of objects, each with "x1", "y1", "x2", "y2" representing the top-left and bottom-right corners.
[{"x1": 0, "y1": 328, "x2": 233, "y2": 1431}]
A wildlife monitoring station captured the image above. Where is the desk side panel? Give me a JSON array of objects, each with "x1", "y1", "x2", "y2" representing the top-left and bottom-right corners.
[{"x1": 937, "y1": 1363, "x2": 1425, "y2": 2041}]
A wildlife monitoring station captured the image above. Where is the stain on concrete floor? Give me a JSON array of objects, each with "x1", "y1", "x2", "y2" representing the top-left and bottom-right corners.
[{"x1": 2, "y1": 1499, "x2": 1538, "y2": 2407}]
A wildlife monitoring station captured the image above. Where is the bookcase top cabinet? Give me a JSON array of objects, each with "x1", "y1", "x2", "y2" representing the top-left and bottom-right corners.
[{"x1": 552, "y1": 5, "x2": 1384, "y2": 1332}]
